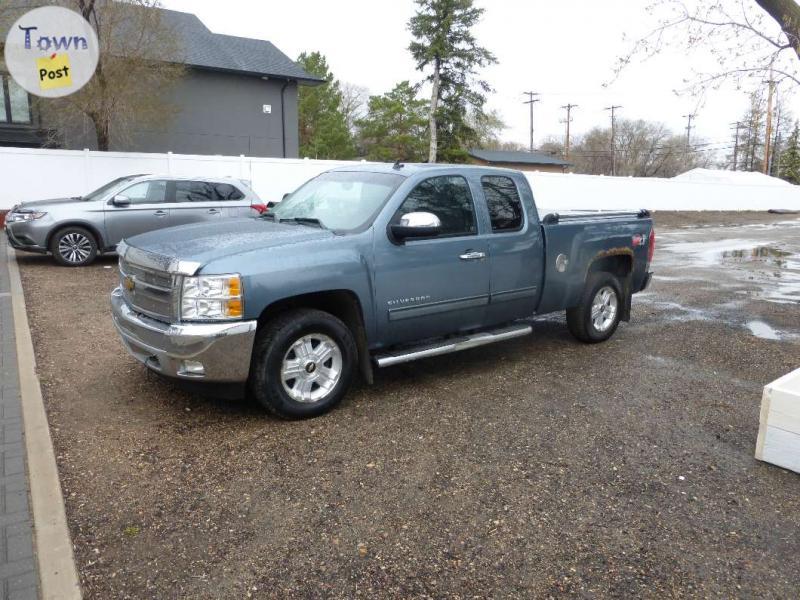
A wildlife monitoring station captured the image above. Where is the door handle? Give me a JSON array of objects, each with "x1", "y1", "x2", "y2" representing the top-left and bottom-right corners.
[
  {"x1": 154, "y1": 210, "x2": 168, "y2": 217},
  {"x1": 459, "y1": 251, "x2": 486, "y2": 261},
  {"x1": 207, "y1": 209, "x2": 220, "y2": 214}
]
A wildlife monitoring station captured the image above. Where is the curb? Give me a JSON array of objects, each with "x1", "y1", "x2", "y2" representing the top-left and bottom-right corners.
[{"x1": 7, "y1": 247, "x2": 82, "y2": 600}]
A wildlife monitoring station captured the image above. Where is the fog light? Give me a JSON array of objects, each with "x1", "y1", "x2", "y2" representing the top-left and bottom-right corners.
[{"x1": 179, "y1": 360, "x2": 205, "y2": 377}]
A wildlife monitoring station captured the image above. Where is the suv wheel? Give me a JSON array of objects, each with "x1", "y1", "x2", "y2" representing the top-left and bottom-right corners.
[
  {"x1": 249, "y1": 309, "x2": 357, "y2": 419},
  {"x1": 566, "y1": 272, "x2": 623, "y2": 343},
  {"x1": 50, "y1": 227, "x2": 98, "y2": 267}
]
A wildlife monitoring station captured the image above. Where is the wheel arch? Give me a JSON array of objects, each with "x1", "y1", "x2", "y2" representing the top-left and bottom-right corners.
[
  {"x1": 46, "y1": 221, "x2": 106, "y2": 251},
  {"x1": 586, "y1": 249, "x2": 634, "y2": 321},
  {"x1": 256, "y1": 290, "x2": 373, "y2": 384}
]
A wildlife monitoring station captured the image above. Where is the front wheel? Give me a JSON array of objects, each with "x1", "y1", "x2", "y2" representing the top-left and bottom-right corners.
[
  {"x1": 50, "y1": 226, "x2": 98, "y2": 266},
  {"x1": 249, "y1": 309, "x2": 357, "y2": 419},
  {"x1": 566, "y1": 272, "x2": 623, "y2": 343}
]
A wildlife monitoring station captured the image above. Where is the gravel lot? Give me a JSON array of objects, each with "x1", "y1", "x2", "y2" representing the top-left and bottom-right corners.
[{"x1": 13, "y1": 211, "x2": 800, "y2": 598}]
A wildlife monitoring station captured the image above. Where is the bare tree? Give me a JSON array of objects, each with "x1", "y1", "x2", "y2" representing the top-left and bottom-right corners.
[
  {"x1": 3, "y1": 0, "x2": 185, "y2": 150},
  {"x1": 570, "y1": 119, "x2": 712, "y2": 177},
  {"x1": 339, "y1": 82, "x2": 369, "y2": 135},
  {"x1": 618, "y1": 1, "x2": 800, "y2": 91}
]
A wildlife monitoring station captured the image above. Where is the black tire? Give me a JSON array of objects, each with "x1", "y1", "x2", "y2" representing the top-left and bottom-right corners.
[
  {"x1": 50, "y1": 226, "x2": 98, "y2": 267},
  {"x1": 566, "y1": 272, "x2": 623, "y2": 343},
  {"x1": 249, "y1": 309, "x2": 357, "y2": 419}
]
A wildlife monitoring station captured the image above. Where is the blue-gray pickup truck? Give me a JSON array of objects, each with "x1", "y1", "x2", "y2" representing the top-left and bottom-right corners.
[{"x1": 111, "y1": 164, "x2": 654, "y2": 418}]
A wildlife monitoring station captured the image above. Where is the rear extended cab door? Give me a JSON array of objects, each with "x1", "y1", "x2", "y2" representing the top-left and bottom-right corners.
[{"x1": 473, "y1": 171, "x2": 545, "y2": 326}]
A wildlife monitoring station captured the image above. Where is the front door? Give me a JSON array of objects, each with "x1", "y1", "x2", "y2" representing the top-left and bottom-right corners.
[
  {"x1": 374, "y1": 175, "x2": 490, "y2": 347},
  {"x1": 104, "y1": 179, "x2": 170, "y2": 245}
]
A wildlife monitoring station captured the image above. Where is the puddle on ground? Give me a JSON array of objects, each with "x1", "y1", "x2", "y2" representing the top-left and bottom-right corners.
[
  {"x1": 637, "y1": 298, "x2": 798, "y2": 341},
  {"x1": 721, "y1": 246, "x2": 791, "y2": 265},
  {"x1": 660, "y1": 239, "x2": 800, "y2": 304},
  {"x1": 746, "y1": 320, "x2": 781, "y2": 341}
]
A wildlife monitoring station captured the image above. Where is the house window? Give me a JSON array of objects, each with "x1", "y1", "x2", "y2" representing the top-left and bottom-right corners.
[{"x1": 1, "y1": 74, "x2": 32, "y2": 125}]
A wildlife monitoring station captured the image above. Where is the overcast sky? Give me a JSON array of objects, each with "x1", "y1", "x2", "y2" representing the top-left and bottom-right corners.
[{"x1": 160, "y1": 0, "x2": 799, "y2": 158}]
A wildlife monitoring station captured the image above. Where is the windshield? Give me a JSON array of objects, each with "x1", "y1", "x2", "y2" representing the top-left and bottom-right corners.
[
  {"x1": 82, "y1": 176, "x2": 141, "y2": 202},
  {"x1": 271, "y1": 171, "x2": 404, "y2": 231}
]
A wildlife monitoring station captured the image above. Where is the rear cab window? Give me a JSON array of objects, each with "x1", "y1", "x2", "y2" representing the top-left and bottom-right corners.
[{"x1": 481, "y1": 175, "x2": 524, "y2": 232}]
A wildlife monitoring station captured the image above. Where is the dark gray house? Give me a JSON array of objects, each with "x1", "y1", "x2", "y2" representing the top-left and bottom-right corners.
[{"x1": 0, "y1": 7, "x2": 322, "y2": 157}]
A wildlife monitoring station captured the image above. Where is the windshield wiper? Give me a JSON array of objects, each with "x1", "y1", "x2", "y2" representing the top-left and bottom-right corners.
[{"x1": 279, "y1": 217, "x2": 326, "y2": 229}]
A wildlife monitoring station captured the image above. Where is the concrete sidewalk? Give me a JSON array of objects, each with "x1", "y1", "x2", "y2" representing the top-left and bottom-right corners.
[{"x1": 0, "y1": 236, "x2": 38, "y2": 599}]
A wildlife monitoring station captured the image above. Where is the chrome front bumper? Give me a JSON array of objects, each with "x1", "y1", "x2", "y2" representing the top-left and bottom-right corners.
[{"x1": 110, "y1": 287, "x2": 257, "y2": 383}]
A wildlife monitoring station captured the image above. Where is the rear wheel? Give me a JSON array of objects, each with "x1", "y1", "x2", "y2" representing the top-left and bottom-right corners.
[
  {"x1": 249, "y1": 309, "x2": 357, "y2": 419},
  {"x1": 566, "y1": 272, "x2": 623, "y2": 343},
  {"x1": 50, "y1": 226, "x2": 98, "y2": 267}
]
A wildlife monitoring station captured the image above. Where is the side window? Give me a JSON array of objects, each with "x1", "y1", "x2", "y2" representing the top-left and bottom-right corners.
[
  {"x1": 120, "y1": 181, "x2": 166, "y2": 205},
  {"x1": 396, "y1": 176, "x2": 476, "y2": 237},
  {"x1": 482, "y1": 176, "x2": 523, "y2": 232},
  {"x1": 214, "y1": 183, "x2": 245, "y2": 201},
  {"x1": 175, "y1": 181, "x2": 215, "y2": 202}
]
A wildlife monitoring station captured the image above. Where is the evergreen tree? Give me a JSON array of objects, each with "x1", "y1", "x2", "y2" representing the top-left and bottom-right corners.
[
  {"x1": 779, "y1": 122, "x2": 800, "y2": 184},
  {"x1": 408, "y1": 0, "x2": 497, "y2": 163},
  {"x1": 296, "y1": 52, "x2": 356, "y2": 159},
  {"x1": 356, "y1": 82, "x2": 429, "y2": 162}
]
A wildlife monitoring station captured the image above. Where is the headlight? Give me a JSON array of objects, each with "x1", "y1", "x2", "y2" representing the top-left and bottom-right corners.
[
  {"x1": 181, "y1": 274, "x2": 243, "y2": 320},
  {"x1": 8, "y1": 211, "x2": 47, "y2": 223}
]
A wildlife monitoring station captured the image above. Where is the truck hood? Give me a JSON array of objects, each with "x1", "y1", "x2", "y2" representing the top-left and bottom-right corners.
[{"x1": 124, "y1": 218, "x2": 334, "y2": 268}]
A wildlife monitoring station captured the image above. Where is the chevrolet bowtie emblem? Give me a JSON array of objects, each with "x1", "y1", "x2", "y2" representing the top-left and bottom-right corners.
[{"x1": 123, "y1": 275, "x2": 135, "y2": 292}]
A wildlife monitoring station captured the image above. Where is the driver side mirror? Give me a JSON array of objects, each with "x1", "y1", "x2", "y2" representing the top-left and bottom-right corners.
[
  {"x1": 112, "y1": 194, "x2": 130, "y2": 207},
  {"x1": 389, "y1": 211, "x2": 442, "y2": 243}
]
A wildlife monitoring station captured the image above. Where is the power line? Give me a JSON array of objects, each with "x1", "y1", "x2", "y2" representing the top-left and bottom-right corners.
[{"x1": 522, "y1": 92, "x2": 540, "y2": 153}]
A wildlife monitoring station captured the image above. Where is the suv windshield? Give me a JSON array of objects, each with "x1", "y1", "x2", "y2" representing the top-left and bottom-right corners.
[
  {"x1": 82, "y1": 176, "x2": 141, "y2": 202},
  {"x1": 271, "y1": 171, "x2": 404, "y2": 231}
]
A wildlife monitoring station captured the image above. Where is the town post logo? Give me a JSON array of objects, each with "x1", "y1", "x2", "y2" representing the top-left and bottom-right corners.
[{"x1": 4, "y1": 6, "x2": 99, "y2": 98}]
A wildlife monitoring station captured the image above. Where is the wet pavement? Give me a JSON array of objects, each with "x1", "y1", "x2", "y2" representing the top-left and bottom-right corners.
[{"x1": 646, "y1": 217, "x2": 800, "y2": 340}]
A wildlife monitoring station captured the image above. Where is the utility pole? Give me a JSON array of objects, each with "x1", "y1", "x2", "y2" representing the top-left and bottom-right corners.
[
  {"x1": 764, "y1": 72, "x2": 776, "y2": 174},
  {"x1": 561, "y1": 103, "x2": 578, "y2": 160},
  {"x1": 682, "y1": 113, "x2": 695, "y2": 149},
  {"x1": 605, "y1": 105, "x2": 622, "y2": 176},
  {"x1": 523, "y1": 92, "x2": 540, "y2": 153},
  {"x1": 731, "y1": 121, "x2": 744, "y2": 171}
]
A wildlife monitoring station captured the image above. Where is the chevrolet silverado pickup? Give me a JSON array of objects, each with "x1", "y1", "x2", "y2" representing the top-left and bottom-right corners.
[{"x1": 110, "y1": 164, "x2": 654, "y2": 419}]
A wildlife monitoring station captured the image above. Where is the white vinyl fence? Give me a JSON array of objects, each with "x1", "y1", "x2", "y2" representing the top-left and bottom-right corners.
[{"x1": 2, "y1": 146, "x2": 800, "y2": 212}]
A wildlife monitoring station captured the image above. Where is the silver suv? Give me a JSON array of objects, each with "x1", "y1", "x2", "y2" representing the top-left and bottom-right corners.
[{"x1": 4, "y1": 175, "x2": 260, "y2": 266}]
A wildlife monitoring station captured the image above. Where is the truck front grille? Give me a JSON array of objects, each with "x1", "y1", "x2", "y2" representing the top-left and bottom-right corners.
[{"x1": 119, "y1": 257, "x2": 178, "y2": 322}]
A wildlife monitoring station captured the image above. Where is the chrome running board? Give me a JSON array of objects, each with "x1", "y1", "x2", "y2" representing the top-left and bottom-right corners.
[{"x1": 374, "y1": 323, "x2": 532, "y2": 368}]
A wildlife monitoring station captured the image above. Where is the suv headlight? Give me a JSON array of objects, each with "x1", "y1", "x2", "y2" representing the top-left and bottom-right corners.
[
  {"x1": 8, "y1": 211, "x2": 47, "y2": 223},
  {"x1": 181, "y1": 274, "x2": 243, "y2": 320}
]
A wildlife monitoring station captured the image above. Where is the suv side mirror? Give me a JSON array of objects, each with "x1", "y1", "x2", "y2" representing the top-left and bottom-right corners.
[
  {"x1": 112, "y1": 195, "x2": 131, "y2": 207},
  {"x1": 389, "y1": 211, "x2": 442, "y2": 242}
]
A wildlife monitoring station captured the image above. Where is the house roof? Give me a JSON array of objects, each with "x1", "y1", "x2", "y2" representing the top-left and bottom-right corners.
[
  {"x1": 469, "y1": 149, "x2": 571, "y2": 167},
  {"x1": 0, "y1": 4, "x2": 323, "y2": 84},
  {"x1": 158, "y1": 9, "x2": 324, "y2": 84}
]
